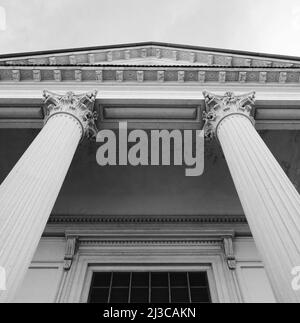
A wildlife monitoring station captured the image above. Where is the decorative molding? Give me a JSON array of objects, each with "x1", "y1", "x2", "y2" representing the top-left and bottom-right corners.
[
  {"x1": 33, "y1": 69, "x2": 41, "y2": 82},
  {"x1": 1, "y1": 45, "x2": 299, "y2": 69},
  {"x1": 259, "y1": 71, "x2": 267, "y2": 83},
  {"x1": 63, "y1": 229, "x2": 236, "y2": 248},
  {"x1": 279, "y1": 72, "x2": 287, "y2": 83},
  {"x1": 155, "y1": 48, "x2": 161, "y2": 59},
  {"x1": 141, "y1": 48, "x2": 147, "y2": 58},
  {"x1": 107, "y1": 51, "x2": 113, "y2": 61},
  {"x1": 238, "y1": 71, "x2": 246, "y2": 83},
  {"x1": 116, "y1": 70, "x2": 124, "y2": 82},
  {"x1": 88, "y1": 54, "x2": 95, "y2": 64},
  {"x1": 223, "y1": 236, "x2": 236, "y2": 270},
  {"x1": 79, "y1": 239, "x2": 221, "y2": 246},
  {"x1": 74, "y1": 70, "x2": 82, "y2": 82},
  {"x1": 69, "y1": 55, "x2": 76, "y2": 65},
  {"x1": 12, "y1": 69, "x2": 20, "y2": 82},
  {"x1": 95, "y1": 69, "x2": 103, "y2": 82},
  {"x1": 124, "y1": 50, "x2": 131, "y2": 60},
  {"x1": 0, "y1": 65, "x2": 300, "y2": 84},
  {"x1": 202, "y1": 91, "x2": 256, "y2": 139},
  {"x1": 225, "y1": 56, "x2": 232, "y2": 66},
  {"x1": 218, "y1": 71, "x2": 226, "y2": 83},
  {"x1": 157, "y1": 70, "x2": 165, "y2": 82},
  {"x1": 43, "y1": 90, "x2": 98, "y2": 139},
  {"x1": 198, "y1": 71, "x2": 205, "y2": 82},
  {"x1": 245, "y1": 59, "x2": 251, "y2": 66},
  {"x1": 63, "y1": 236, "x2": 77, "y2": 270},
  {"x1": 48, "y1": 214, "x2": 247, "y2": 224},
  {"x1": 207, "y1": 55, "x2": 214, "y2": 65},
  {"x1": 53, "y1": 69, "x2": 62, "y2": 82},
  {"x1": 189, "y1": 52, "x2": 196, "y2": 63},
  {"x1": 49, "y1": 56, "x2": 57, "y2": 65},
  {"x1": 137, "y1": 70, "x2": 144, "y2": 82},
  {"x1": 178, "y1": 70, "x2": 185, "y2": 82},
  {"x1": 172, "y1": 50, "x2": 178, "y2": 61}
]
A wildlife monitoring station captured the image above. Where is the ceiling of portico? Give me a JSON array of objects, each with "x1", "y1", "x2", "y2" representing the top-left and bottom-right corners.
[{"x1": 0, "y1": 128, "x2": 299, "y2": 217}]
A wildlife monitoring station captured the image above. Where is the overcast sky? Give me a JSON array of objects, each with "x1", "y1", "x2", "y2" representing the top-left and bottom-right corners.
[{"x1": 0, "y1": 0, "x2": 300, "y2": 56}]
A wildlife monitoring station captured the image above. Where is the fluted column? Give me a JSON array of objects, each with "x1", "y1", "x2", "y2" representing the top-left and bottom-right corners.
[
  {"x1": 203, "y1": 91, "x2": 300, "y2": 303},
  {"x1": 0, "y1": 90, "x2": 97, "y2": 302}
]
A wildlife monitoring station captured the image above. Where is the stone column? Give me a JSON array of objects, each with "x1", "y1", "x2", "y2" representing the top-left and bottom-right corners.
[
  {"x1": 0, "y1": 90, "x2": 97, "y2": 302},
  {"x1": 203, "y1": 91, "x2": 300, "y2": 303}
]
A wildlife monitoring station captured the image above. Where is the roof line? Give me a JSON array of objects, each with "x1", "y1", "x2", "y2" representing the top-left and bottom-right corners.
[
  {"x1": 0, "y1": 63, "x2": 299, "y2": 68},
  {"x1": 0, "y1": 41, "x2": 300, "y2": 62}
]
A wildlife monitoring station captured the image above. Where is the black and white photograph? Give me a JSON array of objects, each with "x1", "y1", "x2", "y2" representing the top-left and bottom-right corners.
[{"x1": 0, "y1": 0, "x2": 300, "y2": 309}]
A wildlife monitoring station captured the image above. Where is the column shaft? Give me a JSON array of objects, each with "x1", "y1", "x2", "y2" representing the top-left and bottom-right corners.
[
  {"x1": 0, "y1": 114, "x2": 81, "y2": 302},
  {"x1": 218, "y1": 114, "x2": 300, "y2": 302}
]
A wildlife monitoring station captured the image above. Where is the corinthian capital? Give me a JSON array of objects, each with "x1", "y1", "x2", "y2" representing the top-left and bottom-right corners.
[
  {"x1": 43, "y1": 90, "x2": 98, "y2": 139},
  {"x1": 202, "y1": 91, "x2": 255, "y2": 139}
]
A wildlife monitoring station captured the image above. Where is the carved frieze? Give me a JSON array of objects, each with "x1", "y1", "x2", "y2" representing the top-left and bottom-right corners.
[
  {"x1": 218, "y1": 71, "x2": 226, "y2": 83},
  {"x1": 75, "y1": 70, "x2": 82, "y2": 82},
  {"x1": 95, "y1": 70, "x2": 103, "y2": 82},
  {"x1": 0, "y1": 66, "x2": 299, "y2": 84},
  {"x1": 198, "y1": 71, "x2": 205, "y2": 82},
  {"x1": 116, "y1": 70, "x2": 124, "y2": 82},
  {"x1": 12, "y1": 70, "x2": 20, "y2": 82},
  {"x1": 172, "y1": 50, "x2": 178, "y2": 61},
  {"x1": 189, "y1": 52, "x2": 196, "y2": 63},
  {"x1": 279, "y1": 72, "x2": 287, "y2": 83},
  {"x1": 225, "y1": 56, "x2": 232, "y2": 66},
  {"x1": 124, "y1": 50, "x2": 131, "y2": 60},
  {"x1": 155, "y1": 48, "x2": 161, "y2": 59},
  {"x1": 33, "y1": 69, "x2": 41, "y2": 82},
  {"x1": 69, "y1": 55, "x2": 76, "y2": 65},
  {"x1": 49, "y1": 56, "x2": 57, "y2": 65},
  {"x1": 157, "y1": 70, "x2": 165, "y2": 82},
  {"x1": 141, "y1": 48, "x2": 147, "y2": 58},
  {"x1": 238, "y1": 71, "x2": 247, "y2": 83},
  {"x1": 207, "y1": 54, "x2": 214, "y2": 65},
  {"x1": 137, "y1": 70, "x2": 144, "y2": 82},
  {"x1": 178, "y1": 70, "x2": 185, "y2": 82},
  {"x1": 259, "y1": 71, "x2": 267, "y2": 83},
  {"x1": 54, "y1": 69, "x2": 62, "y2": 82},
  {"x1": 107, "y1": 51, "x2": 113, "y2": 61},
  {"x1": 88, "y1": 53, "x2": 95, "y2": 64}
]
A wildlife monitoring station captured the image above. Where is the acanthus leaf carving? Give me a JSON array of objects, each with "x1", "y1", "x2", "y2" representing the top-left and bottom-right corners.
[
  {"x1": 202, "y1": 91, "x2": 256, "y2": 139},
  {"x1": 43, "y1": 90, "x2": 98, "y2": 140}
]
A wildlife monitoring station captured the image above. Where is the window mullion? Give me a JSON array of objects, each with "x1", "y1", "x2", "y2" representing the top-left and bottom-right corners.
[{"x1": 107, "y1": 272, "x2": 113, "y2": 303}]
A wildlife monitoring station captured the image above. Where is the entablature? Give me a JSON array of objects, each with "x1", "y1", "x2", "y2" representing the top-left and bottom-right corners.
[{"x1": 0, "y1": 93, "x2": 300, "y2": 130}]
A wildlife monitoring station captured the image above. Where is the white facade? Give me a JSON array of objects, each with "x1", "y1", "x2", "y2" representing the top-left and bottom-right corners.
[{"x1": 0, "y1": 42, "x2": 299, "y2": 303}]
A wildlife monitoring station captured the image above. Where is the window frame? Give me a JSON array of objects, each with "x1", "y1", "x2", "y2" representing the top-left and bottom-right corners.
[
  {"x1": 57, "y1": 228, "x2": 241, "y2": 303},
  {"x1": 85, "y1": 266, "x2": 216, "y2": 303}
]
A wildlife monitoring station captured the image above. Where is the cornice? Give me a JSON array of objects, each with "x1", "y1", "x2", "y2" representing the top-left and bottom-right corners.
[
  {"x1": 78, "y1": 239, "x2": 221, "y2": 246},
  {"x1": 1, "y1": 44, "x2": 299, "y2": 66},
  {"x1": 0, "y1": 66, "x2": 299, "y2": 84},
  {"x1": 1, "y1": 41, "x2": 300, "y2": 61},
  {"x1": 48, "y1": 214, "x2": 247, "y2": 224},
  {"x1": 1, "y1": 41, "x2": 300, "y2": 63}
]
